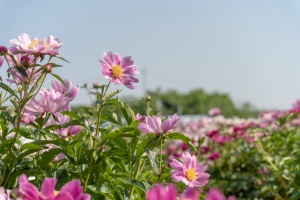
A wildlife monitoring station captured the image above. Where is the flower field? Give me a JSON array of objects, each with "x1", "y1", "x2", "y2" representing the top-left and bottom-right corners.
[{"x1": 0, "y1": 33, "x2": 300, "y2": 199}]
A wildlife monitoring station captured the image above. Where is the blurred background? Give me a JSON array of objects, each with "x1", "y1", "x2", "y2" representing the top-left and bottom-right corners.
[{"x1": 1, "y1": 0, "x2": 300, "y2": 116}]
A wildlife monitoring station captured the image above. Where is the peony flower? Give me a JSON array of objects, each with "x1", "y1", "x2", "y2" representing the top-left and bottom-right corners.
[
  {"x1": 18, "y1": 174, "x2": 90, "y2": 200},
  {"x1": 180, "y1": 187, "x2": 200, "y2": 200},
  {"x1": 0, "y1": 187, "x2": 10, "y2": 200},
  {"x1": 10, "y1": 33, "x2": 62, "y2": 55},
  {"x1": 208, "y1": 152, "x2": 220, "y2": 161},
  {"x1": 45, "y1": 113, "x2": 82, "y2": 137},
  {"x1": 170, "y1": 151, "x2": 210, "y2": 187},
  {"x1": 147, "y1": 184, "x2": 177, "y2": 200},
  {"x1": 137, "y1": 114, "x2": 180, "y2": 135},
  {"x1": 99, "y1": 51, "x2": 139, "y2": 89},
  {"x1": 52, "y1": 79, "x2": 79, "y2": 101},
  {"x1": 208, "y1": 108, "x2": 221, "y2": 116},
  {"x1": 24, "y1": 88, "x2": 70, "y2": 116},
  {"x1": 205, "y1": 188, "x2": 226, "y2": 200}
]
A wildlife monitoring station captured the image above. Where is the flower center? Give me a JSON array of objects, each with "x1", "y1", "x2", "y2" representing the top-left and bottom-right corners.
[
  {"x1": 29, "y1": 39, "x2": 39, "y2": 49},
  {"x1": 186, "y1": 168, "x2": 197, "y2": 181},
  {"x1": 111, "y1": 65, "x2": 123, "y2": 78},
  {"x1": 54, "y1": 190, "x2": 59, "y2": 196}
]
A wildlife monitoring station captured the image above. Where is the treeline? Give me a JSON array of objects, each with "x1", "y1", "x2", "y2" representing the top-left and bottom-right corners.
[{"x1": 121, "y1": 89, "x2": 260, "y2": 118}]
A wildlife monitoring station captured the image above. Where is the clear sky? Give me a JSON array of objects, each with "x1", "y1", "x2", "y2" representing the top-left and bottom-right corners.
[{"x1": 1, "y1": 0, "x2": 300, "y2": 110}]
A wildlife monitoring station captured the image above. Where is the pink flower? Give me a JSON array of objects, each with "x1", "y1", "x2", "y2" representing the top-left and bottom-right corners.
[
  {"x1": 180, "y1": 187, "x2": 200, "y2": 200},
  {"x1": 137, "y1": 114, "x2": 180, "y2": 135},
  {"x1": 45, "y1": 113, "x2": 82, "y2": 137},
  {"x1": 205, "y1": 188, "x2": 226, "y2": 200},
  {"x1": 208, "y1": 108, "x2": 221, "y2": 116},
  {"x1": 170, "y1": 151, "x2": 210, "y2": 187},
  {"x1": 0, "y1": 187, "x2": 10, "y2": 200},
  {"x1": 7, "y1": 67, "x2": 41, "y2": 84},
  {"x1": 0, "y1": 46, "x2": 8, "y2": 55},
  {"x1": 24, "y1": 88, "x2": 70, "y2": 116},
  {"x1": 135, "y1": 113, "x2": 146, "y2": 123},
  {"x1": 52, "y1": 79, "x2": 79, "y2": 101},
  {"x1": 18, "y1": 174, "x2": 90, "y2": 200},
  {"x1": 10, "y1": 33, "x2": 62, "y2": 55},
  {"x1": 147, "y1": 184, "x2": 177, "y2": 200},
  {"x1": 99, "y1": 51, "x2": 139, "y2": 89},
  {"x1": 208, "y1": 152, "x2": 220, "y2": 161},
  {"x1": 0, "y1": 57, "x2": 3, "y2": 68}
]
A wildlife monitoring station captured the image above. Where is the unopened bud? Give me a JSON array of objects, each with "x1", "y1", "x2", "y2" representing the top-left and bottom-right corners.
[
  {"x1": 146, "y1": 95, "x2": 151, "y2": 101},
  {"x1": 0, "y1": 46, "x2": 8, "y2": 55},
  {"x1": 21, "y1": 56, "x2": 31, "y2": 67},
  {"x1": 93, "y1": 82, "x2": 100, "y2": 88},
  {"x1": 42, "y1": 63, "x2": 52, "y2": 73}
]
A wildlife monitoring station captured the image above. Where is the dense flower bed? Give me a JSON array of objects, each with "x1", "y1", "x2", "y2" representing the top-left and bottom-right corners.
[{"x1": 0, "y1": 33, "x2": 299, "y2": 199}]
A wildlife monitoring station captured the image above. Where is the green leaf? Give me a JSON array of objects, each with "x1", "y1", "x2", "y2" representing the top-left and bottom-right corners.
[
  {"x1": 145, "y1": 149, "x2": 159, "y2": 174},
  {"x1": 54, "y1": 56, "x2": 70, "y2": 63},
  {"x1": 167, "y1": 132, "x2": 197, "y2": 152},
  {"x1": 41, "y1": 148, "x2": 66, "y2": 167},
  {"x1": 50, "y1": 72, "x2": 66, "y2": 86},
  {"x1": 15, "y1": 66, "x2": 28, "y2": 78},
  {"x1": 20, "y1": 143, "x2": 44, "y2": 152},
  {"x1": 0, "y1": 83, "x2": 18, "y2": 99},
  {"x1": 118, "y1": 178, "x2": 147, "y2": 191},
  {"x1": 87, "y1": 185, "x2": 116, "y2": 200},
  {"x1": 61, "y1": 111, "x2": 81, "y2": 120}
]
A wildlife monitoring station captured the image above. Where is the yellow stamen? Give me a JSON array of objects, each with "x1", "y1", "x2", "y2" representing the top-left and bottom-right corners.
[
  {"x1": 111, "y1": 65, "x2": 123, "y2": 78},
  {"x1": 54, "y1": 190, "x2": 59, "y2": 196},
  {"x1": 29, "y1": 39, "x2": 39, "y2": 49},
  {"x1": 186, "y1": 168, "x2": 197, "y2": 181}
]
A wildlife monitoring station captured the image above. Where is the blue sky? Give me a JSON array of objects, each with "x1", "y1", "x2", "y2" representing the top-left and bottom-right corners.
[{"x1": 1, "y1": 0, "x2": 300, "y2": 110}]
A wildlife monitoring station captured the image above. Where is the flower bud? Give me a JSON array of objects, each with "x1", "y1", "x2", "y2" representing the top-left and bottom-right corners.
[
  {"x1": 0, "y1": 46, "x2": 8, "y2": 55},
  {"x1": 42, "y1": 63, "x2": 52, "y2": 73},
  {"x1": 21, "y1": 56, "x2": 31, "y2": 67},
  {"x1": 93, "y1": 82, "x2": 100, "y2": 88}
]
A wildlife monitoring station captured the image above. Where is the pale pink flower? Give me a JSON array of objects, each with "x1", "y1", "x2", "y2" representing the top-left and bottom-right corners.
[
  {"x1": 146, "y1": 184, "x2": 177, "y2": 200},
  {"x1": 10, "y1": 33, "x2": 62, "y2": 55},
  {"x1": 208, "y1": 108, "x2": 221, "y2": 116},
  {"x1": 137, "y1": 114, "x2": 180, "y2": 135},
  {"x1": 52, "y1": 79, "x2": 79, "y2": 100},
  {"x1": 0, "y1": 187, "x2": 10, "y2": 200},
  {"x1": 24, "y1": 88, "x2": 70, "y2": 116},
  {"x1": 170, "y1": 151, "x2": 210, "y2": 187},
  {"x1": 18, "y1": 174, "x2": 90, "y2": 200},
  {"x1": 45, "y1": 113, "x2": 82, "y2": 137},
  {"x1": 7, "y1": 67, "x2": 41, "y2": 84},
  {"x1": 99, "y1": 51, "x2": 139, "y2": 89}
]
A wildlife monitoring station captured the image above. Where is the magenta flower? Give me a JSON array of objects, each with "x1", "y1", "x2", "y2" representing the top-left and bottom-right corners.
[
  {"x1": 208, "y1": 152, "x2": 220, "y2": 161},
  {"x1": 10, "y1": 33, "x2": 62, "y2": 55},
  {"x1": 52, "y1": 79, "x2": 79, "y2": 101},
  {"x1": 137, "y1": 114, "x2": 180, "y2": 135},
  {"x1": 147, "y1": 184, "x2": 177, "y2": 200},
  {"x1": 205, "y1": 188, "x2": 226, "y2": 200},
  {"x1": 18, "y1": 174, "x2": 90, "y2": 200},
  {"x1": 180, "y1": 187, "x2": 200, "y2": 200},
  {"x1": 0, "y1": 46, "x2": 8, "y2": 55},
  {"x1": 170, "y1": 151, "x2": 210, "y2": 187},
  {"x1": 99, "y1": 51, "x2": 139, "y2": 89}
]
